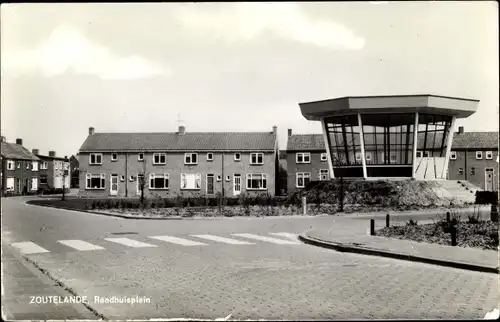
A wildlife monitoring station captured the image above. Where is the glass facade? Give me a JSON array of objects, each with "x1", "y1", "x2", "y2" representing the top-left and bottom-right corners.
[{"x1": 323, "y1": 112, "x2": 454, "y2": 178}]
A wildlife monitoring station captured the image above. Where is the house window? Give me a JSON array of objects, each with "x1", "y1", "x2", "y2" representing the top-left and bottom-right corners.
[
  {"x1": 250, "y1": 153, "x2": 264, "y2": 165},
  {"x1": 485, "y1": 151, "x2": 493, "y2": 160},
  {"x1": 390, "y1": 152, "x2": 397, "y2": 163},
  {"x1": 246, "y1": 174, "x2": 267, "y2": 190},
  {"x1": 6, "y1": 178, "x2": 14, "y2": 191},
  {"x1": 296, "y1": 153, "x2": 311, "y2": 164},
  {"x1": 355, "y1": 152, "x2": 362, "y2": 162},
  {"x1": 40, "y1": 161, "x2": 48, "y2": 169},
  {"x1": 476, "y1": 151, "x2": 483, "y2": 160},
  {"x1": 296, "y1": 172, "x2": 311, "y2": 188},
  {"x1": 111, "y1": 153, "x2": 118, "y2": 161},
  {"x1": 153, "y1": 153, "x2": 166, "y2": 165},
  {"x1": 32, "y1": 161, "x2": 38, "y2": 171},
  {"x1": 129, "y1": 176, "x2": 135, "y2": 182},
  {"x1": 207, "y1": 153, "x2": 214, "y2": 161},
  {"x1": 149, "y1": 173, "x2": 170, "y2": 190},
  {"x1": 217, "y1": 175, "x2": 222, "y2": 181},
  {"x1": 120, "y1": 175, "x2": 125, "y2": 182},
  {"x1": 365, "y1": 152, "x2": 372, "y2": 162},
  {"x1": 226, "y1": 175, "x2": 231, "y2": 182},
  {"x1": 450, "y1": 151, "x2": 457, "y2": 160},
  {"x1": 138, "y1": 153, "x2": 144, "y2": 161},
  {"x1": 319, "y1": 169, "x2": 329, "y2": 181},
  {"x1": 40, "y1": 175, "x2": 48, "y2": 184},
  {"x1": 7, "y1": 160, "x2": 14, "y2": 170},
  {"x1": 320, "y1": 153, "x2": 327, "y2": 161},
  {"x1": 234, "y1": 153, "x2": 241, "y2": 161},
  {"x1": 458, "y1": 168, "x2": 464, "y2": 175},
  {"x1": 55, "y1": 162, "x2": 59, "y2": 170},
  {"x1": 89, "y1": 153, "x2": 103, "y2": 165},
  {"x1": 470, "y1": 167, "x2": 476, "y2": 176},
  {"x1": 181, "y1": 173, "x2": 201, "y2": 190},
  {"x1": 26, "y1": 162, "x2": 30, "y2": 169},
  {"x1": 184, "y1": 153, "x2": 198, "y2": 165},
  {"x1": 85, "y1": 173, "x2": 105, "y2": 189},
  {"x1": 416, "y1": 151, "x2": 423, "y2": 158},
  {"x1": 423, "y1": 151, "x2": 430, "y2": 158}
]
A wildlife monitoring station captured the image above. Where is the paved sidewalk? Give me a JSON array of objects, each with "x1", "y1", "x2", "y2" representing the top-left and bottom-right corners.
[
  {"x1": 1, "y1": 244, "x2": 99, "y2": 320},
  {"x1": 300, "y1": 226, "x2": 499, "y2": 274}
]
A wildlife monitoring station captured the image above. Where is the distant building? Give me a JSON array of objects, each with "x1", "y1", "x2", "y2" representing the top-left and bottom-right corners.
[
  {"x1": 33, "y1": 150, "x2": 70, "y2": 192},
  {"x1": 1, "y1": 137, "x2": 40, "y2": 196},
  {"x1": 447, "y1": 127, "x2": 498, "y2": 191},
  {"x1": 77, "y1": 126, "x2": 279, "y2": 198}
]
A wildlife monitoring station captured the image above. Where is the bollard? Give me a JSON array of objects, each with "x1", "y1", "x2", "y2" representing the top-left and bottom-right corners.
[
  {"x1": 446, "y1": 212, "x2": 450, "y2": 223},
  {"x1": 370, "y1": 219, "x2": 375, "y2": 236},
  {"x1": 450, "y1": 225, "x2": 457, "y2": 246},
  {"x1": 386, "y1": 214, "x2": 390, "y2": 228},
  {"x1": 302, "y1": 196, "x2": 307, "y2": 216}
]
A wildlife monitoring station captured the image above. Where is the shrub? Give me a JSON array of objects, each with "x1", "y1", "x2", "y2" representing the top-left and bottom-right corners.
[
  {"x1": 406, "y1": 218, "x2": 418, "y2": 226},
  {"x1": 91, "y1": 201, "x2": 97, "y2": 210},
  {"x1": 475, "y1": 191, "x2": 499, "y2": 205}
]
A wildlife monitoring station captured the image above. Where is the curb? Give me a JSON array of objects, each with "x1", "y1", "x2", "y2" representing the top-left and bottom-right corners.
[
  {"x1": 298, "y1": 232, "x2": 499, "y2": 274},
  {"x1": 25, "y1": 201, "x2": 325, "y2": 221}
]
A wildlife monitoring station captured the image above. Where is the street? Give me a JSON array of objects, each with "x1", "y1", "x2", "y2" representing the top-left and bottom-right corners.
[{"x1": 2, "y1": 197, "x2": 498, "y2": 320}]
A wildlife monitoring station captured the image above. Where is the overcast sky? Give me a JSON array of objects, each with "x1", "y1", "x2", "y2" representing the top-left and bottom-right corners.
[{"x1": 1, "y1": 2, "x2": 498, "y2": 158}]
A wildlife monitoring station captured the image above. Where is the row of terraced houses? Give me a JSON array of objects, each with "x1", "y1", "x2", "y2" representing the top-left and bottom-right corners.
[{"x1": 2, "y1": 125, "x2": 497, "y2": 198}]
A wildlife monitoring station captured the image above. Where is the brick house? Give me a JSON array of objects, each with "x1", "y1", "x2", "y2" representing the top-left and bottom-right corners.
[
  {"x1": 78, "y1": 126, "x2": 279, "y2": 198},
  {"x1": 286, "y1": 129, "x2": 329, "y2": 194},
  {"x1": 447, "y1": 127, "x2": 498, "y2": 190},
  {"x1": 0, "y1": 137, "x2": 40, "y2": 196},
  {"x1": 33, "y1": 150, "x2": 71, "y2": 192}
]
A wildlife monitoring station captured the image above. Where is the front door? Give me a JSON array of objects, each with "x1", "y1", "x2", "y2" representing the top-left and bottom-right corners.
[
  {"x1": 233, "y1": 174, "x2": 241, "y2": 196},
  {"x1": 137, "y1": 174, "x2": 144, "y2": 196},
  {"x1": 31, "y1": 178, "x2": 38, "y2": 191},
  {"x1": 485, "y1": 168, "x2": 494, "y2": 191},
  {"x1": 206, "y1": 174, "x2": 215, "y2": 195},
  {"x1": 110, "y1": 174, "x2": 119, "y2": 196}
]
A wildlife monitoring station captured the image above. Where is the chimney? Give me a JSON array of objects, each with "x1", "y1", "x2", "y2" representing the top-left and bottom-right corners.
[
  {"x1": 64, "y1": 155, "x2": 68, "y2": 161},
  {"x1": 458, "y1": 126, "x2": 464, "y2": 134},
  {"x1": 178, "y1": 125, "x2": 186, "y2": 134},
  {"x1": 288, "y1": 129, "x2": 292, "y2": 137},
  {"x1": 32, "y1": 149, "x2": 39, "y2": 155},
  {"x1": 272, "y1": 125, "x2": 277, "y2": 135},
  {"x1": 16, "y1": 138, "x2": 23, "y2": 146},
  {"x1": 89, "y1": 127, "x2": 95, "y2": 135},
  {"x1": 49, "y1": 151, "x2": 56, "y2": 157}
]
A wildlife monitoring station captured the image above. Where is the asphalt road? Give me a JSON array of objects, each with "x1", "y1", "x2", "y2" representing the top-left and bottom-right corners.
[{"x1": 2, "y1": 197, "x2": 498, "y2": 320}]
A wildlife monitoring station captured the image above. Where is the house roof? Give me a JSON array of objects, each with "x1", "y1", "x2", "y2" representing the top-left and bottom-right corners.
[
  {"x1": 1, "y1": 142, "x2": 40, "y2": 161},
  {"x1": 79, "y1": 132, "x2": 278, "y2": 152},
  {"x1": 36, "y1": 154, "x2": 68, "y2": 162},
  {"x1": 287, "y1": 131, "x2": 499, "y2": 151}
]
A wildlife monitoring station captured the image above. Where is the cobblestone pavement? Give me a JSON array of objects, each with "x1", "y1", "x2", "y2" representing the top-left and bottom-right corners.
[
  {"x1": 3, "y1": 198, "x2": 499, "y2": 320},
  {"x1": 1, "y1": 244, "x2": 97, "y2": 320}
]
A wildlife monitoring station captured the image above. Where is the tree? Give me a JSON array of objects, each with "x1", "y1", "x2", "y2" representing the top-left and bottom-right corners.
[{"x1": 331, "y1": 153, "x2": 346, "y2": 212}]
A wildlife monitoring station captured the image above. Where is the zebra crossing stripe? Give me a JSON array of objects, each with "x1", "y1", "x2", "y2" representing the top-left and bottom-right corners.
[
  {"x1": 104, "y1": 238, "x2": 158, "y2": 248},
  {"x1": 231, "y1": 233, "x2": 301, "y2": 245},
  {"x1": 269, "y1": 232, "x2": 299, "y2": 241},
  {"x1": 148, "y1": 236, "x2": 208, "y2": 246},
  {"x1": 190, "y1": 235, "x2": 255, "y2": 245},
  {"x1": 11, "y1": 242, "x2": 50, "y2": 254},
  {"x1": 58, "y1": 240, "x2": 105, "y2": 251}
]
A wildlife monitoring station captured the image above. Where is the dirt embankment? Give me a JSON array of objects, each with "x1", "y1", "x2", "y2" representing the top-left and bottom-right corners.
[{"x1": 288, "y1": 180, "x2": 469, "y2": 213}]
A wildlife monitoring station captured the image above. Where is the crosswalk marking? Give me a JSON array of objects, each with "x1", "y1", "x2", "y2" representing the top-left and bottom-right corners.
[
  {"x1": 58, "y1": 240, "x2": 105, "y2": 251},
  {"x1": 190, "y1": 235, "x2": 255, "y2": 245},
  {"x1": 104, "y1": 238, "x2": 158, "y2": 248},
  {"x1": 269, "y1": 232, "x2": 299, "y2": 241},
  {"x1": 148, "y1": 236, "x2": 208, "y2": 246},
  {"x1": 11, "y1": 242, "x2": 50, "y2": 254},
  {"x1": 231, "y1": 233, "x2": 301, "y2": 245}
]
